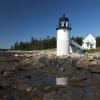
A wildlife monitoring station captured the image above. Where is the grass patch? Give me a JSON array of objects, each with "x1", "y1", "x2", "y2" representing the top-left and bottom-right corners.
[{"x1": 86, "y1": 48, "x2": 100, "y2": 53}]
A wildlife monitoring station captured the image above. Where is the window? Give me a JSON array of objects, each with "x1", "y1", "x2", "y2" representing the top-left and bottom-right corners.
[
  {"x1": 87, "y1": 42, "x2": 89, "y2": 47},
  {"x1": 90, "y1": 44, "x2": 93, "y2": 48}
]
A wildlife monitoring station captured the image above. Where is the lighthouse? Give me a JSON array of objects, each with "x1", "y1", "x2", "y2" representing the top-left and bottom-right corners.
[{"x1": 56, "y1": 14, "x2": 71, "y2": 56}]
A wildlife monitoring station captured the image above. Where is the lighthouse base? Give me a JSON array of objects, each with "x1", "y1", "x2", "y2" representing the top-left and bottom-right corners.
[{"x1": 57, "y1": 40, "x2": 70, "y2": 56}]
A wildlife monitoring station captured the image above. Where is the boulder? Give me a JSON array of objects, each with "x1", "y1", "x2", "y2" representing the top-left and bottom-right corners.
[{"x1": 90, "y1": 65, "x2": 100, "y2": 74}]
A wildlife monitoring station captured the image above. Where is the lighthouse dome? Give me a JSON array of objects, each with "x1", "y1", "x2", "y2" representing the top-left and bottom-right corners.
[{"x1": 59, "y1": 14, "x2": 69, "y2": 22}]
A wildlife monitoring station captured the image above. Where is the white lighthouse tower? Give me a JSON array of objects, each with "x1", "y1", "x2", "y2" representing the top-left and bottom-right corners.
[{"x1": 56, "y1": 14, "x2": 71, "y2": 56}]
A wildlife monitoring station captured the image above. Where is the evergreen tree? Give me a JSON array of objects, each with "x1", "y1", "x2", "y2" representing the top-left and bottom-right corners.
[
  {"x1": 71, "y1": 36, "x2": 83, "y2": 45},
  {"x1": 96, "y1": 36, "x2": 100, "y2": 47}
]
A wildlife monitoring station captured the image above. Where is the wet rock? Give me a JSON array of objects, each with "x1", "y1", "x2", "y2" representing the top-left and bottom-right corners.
[
  {"x1": 75, "y1": 57, "x2": 99, "y2": 70},
  {"x1": 44, "y1": 92, "x2": 63, "y2": 100},
  {"x1": 39, "y1": 58, "x2": 56, "y2": 68},
  {"x1": 90, "y1": 65, "x2": 100, "y2": 74},
  {"x1": 44, "y1": 87, "x2": 83, "y2": 100},
  {"x1": 69, "y1": 70, "x2": 91, "y2": 87}
]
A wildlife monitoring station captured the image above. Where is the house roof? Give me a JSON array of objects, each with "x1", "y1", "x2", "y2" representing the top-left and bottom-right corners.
[{"x1": 84, "y1": 34, "x2": 96, "y2": 43}]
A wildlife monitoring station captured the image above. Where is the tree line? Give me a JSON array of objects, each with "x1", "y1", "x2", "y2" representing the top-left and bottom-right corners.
[
  {"x1": 11, "y1": 36, "x2": 100, "y2": 50},
  {"x1": 11, "y1": 36, "x2": 56, "y2": 50}
]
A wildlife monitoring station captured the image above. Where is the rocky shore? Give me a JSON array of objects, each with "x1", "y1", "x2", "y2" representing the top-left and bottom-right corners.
[{"x1": 0, "y1": 50, "x2": 100, "y2": 100}]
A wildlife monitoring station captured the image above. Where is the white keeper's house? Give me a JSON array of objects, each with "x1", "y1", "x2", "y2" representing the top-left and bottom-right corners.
[{"x1": 82, "y1": 34, "x2": 96, "y2": 50}]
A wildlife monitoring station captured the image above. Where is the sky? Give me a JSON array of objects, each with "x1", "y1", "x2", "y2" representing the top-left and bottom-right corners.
[{"x1": 0, "y1": 0, "x2": 100, "y2": 48}]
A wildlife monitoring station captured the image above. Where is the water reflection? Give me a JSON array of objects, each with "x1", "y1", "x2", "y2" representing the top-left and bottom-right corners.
[{"x1": 40, "y1": 75, "x2": 56, "y2": 85}]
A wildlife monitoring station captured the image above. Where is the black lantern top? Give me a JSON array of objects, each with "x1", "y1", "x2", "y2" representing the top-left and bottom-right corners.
[{"x1": 56, "y1": 14, "x2": 71, "y2": 30}]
